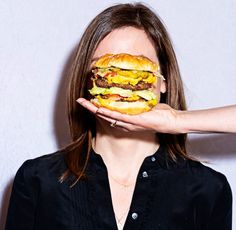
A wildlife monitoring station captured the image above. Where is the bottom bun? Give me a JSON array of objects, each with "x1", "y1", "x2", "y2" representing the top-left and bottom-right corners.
[{"x1": 91, "y1": 98, "x2": 152, "y2": 115}]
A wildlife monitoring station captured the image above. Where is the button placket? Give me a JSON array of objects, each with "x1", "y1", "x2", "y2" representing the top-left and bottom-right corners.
[{"x1": 124, "y1": 154, "x2": 158, "y2": 229}]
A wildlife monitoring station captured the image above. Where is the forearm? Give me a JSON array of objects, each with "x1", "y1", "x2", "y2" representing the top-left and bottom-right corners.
[{"x1": 177, "y1": 105, "x2": 236, "y2": 133}]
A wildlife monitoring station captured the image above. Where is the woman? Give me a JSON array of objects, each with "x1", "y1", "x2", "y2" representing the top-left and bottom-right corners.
[{"x1": 6, "y1": 3, "x2": 232, "y2": 230}]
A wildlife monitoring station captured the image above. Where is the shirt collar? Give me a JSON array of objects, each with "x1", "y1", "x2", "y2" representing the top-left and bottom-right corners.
[{"x1": 86, "y1": 144, "x2": 186, "y2": 174}]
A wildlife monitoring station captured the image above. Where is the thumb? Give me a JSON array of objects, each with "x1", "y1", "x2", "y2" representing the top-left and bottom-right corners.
[{"x1": 153, "y1": 103, "x2": 172, "y2": 110}]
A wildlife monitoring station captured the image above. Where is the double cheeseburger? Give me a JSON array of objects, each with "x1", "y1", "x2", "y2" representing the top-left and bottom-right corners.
[{"x1": 89, "y1": 53, "x2": 163, "y2": 115}]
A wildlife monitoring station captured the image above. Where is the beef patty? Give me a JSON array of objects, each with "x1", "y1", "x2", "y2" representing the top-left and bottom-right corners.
[{"x1": 95, "y1": 77, "x2": 151, "y2": 90}]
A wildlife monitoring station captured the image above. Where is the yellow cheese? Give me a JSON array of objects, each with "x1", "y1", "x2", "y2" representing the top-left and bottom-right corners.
[{"x1": 106, "y1": 74, "x2": 156, "y2": 86}]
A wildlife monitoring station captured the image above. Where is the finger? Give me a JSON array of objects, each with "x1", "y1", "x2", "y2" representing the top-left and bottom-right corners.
[
  {"x1": 96, "y1": 115, "x2": 129, "y2": 132},
  {"x1": 153, "y1": 103, "x2": 172, "y2": 110},
  {"x1": 96, "y1": 114, "x2": 117, "y2": 124},
  {"x1": 97, "y1": 114, "x2": 130, "y2": 127},
  {"x1": 97, "y1": 114, "x2": 144, "y2": 132},
  {"x1": 77, "y1": 98, "x2": 149, "y2": 128},
  {"x1": 96, "y1": 107, "x2": 142, "y2": 125},
  {"x1": 76, "y1": 98, "x2": 98, "y2": 114},
  {"x1": 77, "y1": 98, "x2": 143, "y2": 130}
]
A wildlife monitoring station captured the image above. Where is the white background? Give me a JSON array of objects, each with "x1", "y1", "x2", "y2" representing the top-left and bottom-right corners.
[{"x1": 0, "y1": 0, "x2": 235, "y2": 229}]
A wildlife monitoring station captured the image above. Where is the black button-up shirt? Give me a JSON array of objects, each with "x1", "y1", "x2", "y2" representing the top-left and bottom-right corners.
[{"x1": 6, "y1": 145, "x2": 232, "y2": 230}]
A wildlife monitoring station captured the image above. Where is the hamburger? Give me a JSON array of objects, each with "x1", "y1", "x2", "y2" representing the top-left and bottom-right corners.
[{"x1": 88, "y1": 53, "x2": 163, "y2": 115}]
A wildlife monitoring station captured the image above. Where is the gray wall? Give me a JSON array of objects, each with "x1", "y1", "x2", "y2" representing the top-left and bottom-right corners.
[{"x1": 0, "y1": 0, "x2": 235, "y2": 228}]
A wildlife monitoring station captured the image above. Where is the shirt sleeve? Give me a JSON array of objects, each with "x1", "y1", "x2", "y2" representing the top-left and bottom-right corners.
[
  {"x1": 208, "y1": 175, "x2": 232, "y2": 230},
  {"x1": 5, "y1": 160, "x2": 38, "y2": 230}
]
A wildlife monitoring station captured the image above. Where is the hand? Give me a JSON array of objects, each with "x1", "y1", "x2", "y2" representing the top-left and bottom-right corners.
[{"x1": 77, "y1": 98, "x2": 182, "y2": 134}]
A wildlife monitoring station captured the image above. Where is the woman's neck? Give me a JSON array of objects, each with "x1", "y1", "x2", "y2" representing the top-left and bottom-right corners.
[{"x1": 93, "y1": 120, "x2": 160, "y2": 180}]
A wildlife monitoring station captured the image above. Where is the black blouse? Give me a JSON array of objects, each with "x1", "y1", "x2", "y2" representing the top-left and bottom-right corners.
[{"x1": 5, "y1": 145, "x2": 232, "y2": 230}]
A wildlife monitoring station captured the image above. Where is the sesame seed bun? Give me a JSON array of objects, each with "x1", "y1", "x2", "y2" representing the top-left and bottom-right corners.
[
  {"x1": 91, "y1": 98, "x2": 152, "y2": 115},
  {"x1": 94, "y1": 53, "x2": 159, "y2": 73}
]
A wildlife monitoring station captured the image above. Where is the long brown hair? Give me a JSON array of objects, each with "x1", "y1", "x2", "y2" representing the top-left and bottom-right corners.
[{"x1": 60, "y1": 3, "x2": 189, "y2": 184}]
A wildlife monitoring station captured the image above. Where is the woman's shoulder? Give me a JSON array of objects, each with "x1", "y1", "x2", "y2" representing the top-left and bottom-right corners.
[
  {"x1": 20, "y1": 150, "x2": 64, "y2": 168},
  {"x1": 15, "y1": 150, "x2": 66, "y2": 183},
  {"x1": 184, "y1": 159, "x2": 231, "y2": 191},
  {"x1": 186, "y1": 159, "x2": 232, "y2": 212},
  {"x1": 168, "y1": 152, "x2": 228, "y2": 185}
]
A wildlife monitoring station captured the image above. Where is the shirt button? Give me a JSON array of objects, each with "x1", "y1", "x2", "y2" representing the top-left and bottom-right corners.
[
  {"x1": 151, "y1": 156, "x2": 156, "y2": 162},
  {"x1": 131, "y1": 212, "x2": 138, "y2": 220},
  {"x1": 142, "y1": 171, "x2": 148, "y2": 178}
]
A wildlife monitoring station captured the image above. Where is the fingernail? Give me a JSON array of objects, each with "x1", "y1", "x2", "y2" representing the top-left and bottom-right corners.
[{"x1": 76, "y1": 98, "x2": 84, "y2": 104}]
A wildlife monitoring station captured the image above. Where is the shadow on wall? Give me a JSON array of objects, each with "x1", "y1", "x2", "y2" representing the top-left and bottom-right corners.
[
  {"x1": 187, "y1": 133, "x2": 236, "y2": 159},
  {"x1": 53, "y1": 46, "x2": 77, "y2": 149},
  {"x1": 0, "y1": 46, "x2": 76, "y2": 230},
  {"x1": 0, "y1": 178, "x2": 13, "y2": 230}
]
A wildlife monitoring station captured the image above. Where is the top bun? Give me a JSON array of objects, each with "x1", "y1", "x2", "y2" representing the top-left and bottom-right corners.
[{"x1": 94, "y1": 53, "x2": 159, "y2": 73}]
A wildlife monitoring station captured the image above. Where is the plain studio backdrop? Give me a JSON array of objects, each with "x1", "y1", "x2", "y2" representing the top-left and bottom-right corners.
[{"x1": 0, "y1": 0, "x2": 235, "y2": 229}]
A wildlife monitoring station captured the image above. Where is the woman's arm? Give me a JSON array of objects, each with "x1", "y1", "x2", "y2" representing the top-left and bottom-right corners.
[
  {"x1": 5, "y1": 160, "x2": 37, "y2": 230},
  {"x1": 179, "y1": 105, "x2": 236, "y2": 133},
  {"x1": 77, "y1": 98, "x2": 236, "y2": 133}
]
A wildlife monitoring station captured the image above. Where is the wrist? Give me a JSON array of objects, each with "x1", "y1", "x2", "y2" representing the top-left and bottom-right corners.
[{"x1": 175, "y1": 111, "x2": 189, "y2": 134}]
